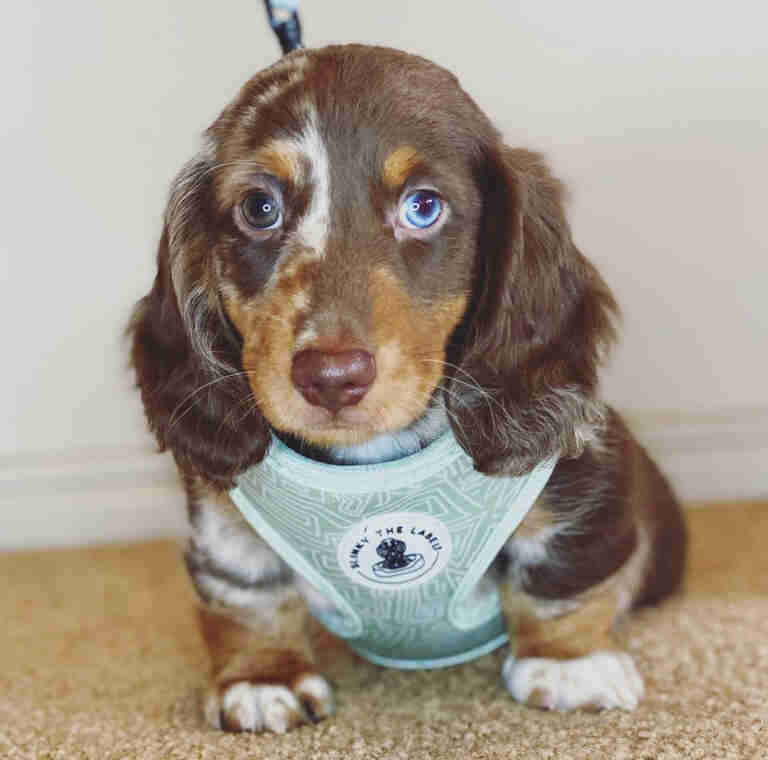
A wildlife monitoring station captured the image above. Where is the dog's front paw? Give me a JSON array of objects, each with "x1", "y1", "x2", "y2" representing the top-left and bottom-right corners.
[
  {"x1": 204, "y1": 673, "x2": 335, "y2": 733},
  {"x1": 502, "y1": 651, "x2": 644, "y2": 711}
]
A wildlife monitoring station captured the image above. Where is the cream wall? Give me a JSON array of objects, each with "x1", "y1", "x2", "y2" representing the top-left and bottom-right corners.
[{"x1": 2, "y1": 0, "x2": 767, "y2": 547}]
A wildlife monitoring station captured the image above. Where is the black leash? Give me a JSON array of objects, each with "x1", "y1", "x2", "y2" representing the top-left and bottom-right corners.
[{"x1": 263, "y1": 0, "x2": 303, "y2": 54}]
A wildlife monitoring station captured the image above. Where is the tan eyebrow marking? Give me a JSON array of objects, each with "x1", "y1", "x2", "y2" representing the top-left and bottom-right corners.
[
  {"x1": 216, "y1": 139, "x2": 304, "y2": 211},
  {"x1": 251, "y1": 141, "x2": 303, "y2": 184},
  {"x1": 381, "y1": 146, "x2": 425, "y2": 189}
]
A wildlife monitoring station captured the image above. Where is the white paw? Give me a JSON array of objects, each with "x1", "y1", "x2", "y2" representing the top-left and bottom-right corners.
[
  {"x1": 502, "y1": 651, "x2": 644, "y2": 711},
  {"x1": 205, "y1": 673, "x2": 335, "y2": 733}
]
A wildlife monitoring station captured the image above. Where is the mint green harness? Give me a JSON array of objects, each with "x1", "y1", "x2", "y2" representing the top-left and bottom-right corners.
[{"x1": 230, "y1": 433, "x2": 556, "y2": 669}]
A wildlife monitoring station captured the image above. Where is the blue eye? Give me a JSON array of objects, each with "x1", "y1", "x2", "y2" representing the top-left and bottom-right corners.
[{"x1": 400, "y1": 190, "x2": 443, "y2": 229}]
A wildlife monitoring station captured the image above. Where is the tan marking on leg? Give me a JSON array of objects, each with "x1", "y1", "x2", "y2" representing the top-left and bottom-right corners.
[
  {"x1": 198, "y1": 597, "x2": 335, "y2": 732},
  {"x1": 504, "y1": 524, "x2": 651, "y2": 659},
  {"x1": 199, "y1": 597, "x2": 314, "y2": 688},
  {"x1": 505, "y1": 589, "x2": 619, "y2": 660}
]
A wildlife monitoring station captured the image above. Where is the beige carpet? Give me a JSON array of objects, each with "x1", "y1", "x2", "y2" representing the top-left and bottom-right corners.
[{"x1": 2, "y1": 503, "x2": 767, "y2": 760}]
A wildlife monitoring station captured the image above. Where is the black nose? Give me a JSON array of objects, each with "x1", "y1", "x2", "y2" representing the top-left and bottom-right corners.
[{"x1": 291, "y1": 349, "x2": 376, "y2": 412}]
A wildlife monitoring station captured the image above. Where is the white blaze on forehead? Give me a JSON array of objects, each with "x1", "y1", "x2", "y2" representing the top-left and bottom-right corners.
[{"x1": 293, "y1": 108, "x2": 331, "y2": 257}]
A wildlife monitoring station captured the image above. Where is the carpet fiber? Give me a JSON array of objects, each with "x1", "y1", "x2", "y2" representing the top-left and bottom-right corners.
[{"x1": 2, "y1": 503, "x2": 767, "y2": 759}]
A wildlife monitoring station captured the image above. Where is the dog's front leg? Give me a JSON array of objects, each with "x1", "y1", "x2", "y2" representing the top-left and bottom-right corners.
[
  {"x1": 499, "y1": 586, "x2": 644, "y2": 712},
  {"x1": 184, "y1": 483, "x2": 335, "y2": 733},
  {"x1": 495, "y1": 498, "x2": 650, "y2": 712}
]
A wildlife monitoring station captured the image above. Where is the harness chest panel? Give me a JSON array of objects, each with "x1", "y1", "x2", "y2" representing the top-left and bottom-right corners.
[{"x1": 231, "y1": 433, "x2": 556, "y2": 669}]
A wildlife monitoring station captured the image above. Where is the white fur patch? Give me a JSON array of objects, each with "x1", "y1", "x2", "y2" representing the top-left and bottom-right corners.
[
  {"x1": 193, "y1": 493, "x2": 287, "y2": 585},
  {"x1": 293, "y1": 111, "x2": 331, "y2": 255},
  {"x1": 292, "y1": 290, "x2": 309, "y2": 310},
  {"x1": 211, "y1": 683, "x2": 298, "y2": 734},
  {"x1": 326, "y1": 405, "x2": 449, "y2": 464},
  {"x1": 294, "y1": 673, "x2": 335, "y2": 713},
  {"x1": 294, "y1": 321, "x2": 319, "y2": 350},
  {"x1": 508, "y1": 525, "x2": 560, "y2": 566},
  {"x1": 328, "y1": 430, "x2": 422, "y2": 464},
  {"x1": 192, "y1": 575, "x2": 297, "y2": 618},
  {"x1": 502, "y1": 651, "x2": 644, "y2": 711},
  {"x1": 206, "y1": 676, "x2": 335, "y2": 733},
  {"x1": 187, "y1": 489, "x2": 305, "y2": 616}
]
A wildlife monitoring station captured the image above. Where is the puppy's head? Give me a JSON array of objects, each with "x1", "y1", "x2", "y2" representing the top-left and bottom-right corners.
[{"x1": 130, "y1": 45, "x2": 617, "y2": 486}]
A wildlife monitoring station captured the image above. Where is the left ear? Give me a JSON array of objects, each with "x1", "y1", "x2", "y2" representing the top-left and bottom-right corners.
[
  {"x1": 447, "y1": 146, "x2": 619, "y2": 475},
  {"x1": 128, "y1": 148, "x2": 272, "y2": 488}
]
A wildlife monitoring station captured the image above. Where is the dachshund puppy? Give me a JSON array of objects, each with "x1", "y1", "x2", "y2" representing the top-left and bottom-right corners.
[{"x1": 130, "y1": 45, "x2": 686, "y2": 732}]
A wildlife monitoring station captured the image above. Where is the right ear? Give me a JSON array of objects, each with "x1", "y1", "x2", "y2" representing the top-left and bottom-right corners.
[
  {"x1": 129, "y1": 150, "x2": 271, "y2": 488},
  {"x1": 446, "y1": 146, "x2": 618, "y2": 476}
]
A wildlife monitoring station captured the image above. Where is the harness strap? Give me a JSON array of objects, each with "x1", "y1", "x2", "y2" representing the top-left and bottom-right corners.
[{"x1": 231, "y1": 433, "x2": 556, "y2": 668}]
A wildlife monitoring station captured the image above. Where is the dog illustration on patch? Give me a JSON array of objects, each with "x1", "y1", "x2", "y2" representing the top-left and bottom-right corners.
[{"x1": 372, "y1": 537, "x2": 425, "y2": 580}]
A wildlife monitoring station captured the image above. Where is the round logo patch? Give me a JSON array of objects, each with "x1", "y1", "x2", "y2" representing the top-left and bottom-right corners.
[{"x1": 337, "y1": 512, "x2": 452, "y2": 590}]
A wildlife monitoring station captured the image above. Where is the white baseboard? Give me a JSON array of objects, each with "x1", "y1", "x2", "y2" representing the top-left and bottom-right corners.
[
  {"x1": 625, "y1": 406, "x2": 768, "y2": 504},
  {"x1": 0, "y1": 447, "x2": 188, "y2": 550},
  {"x1": 2, "y1": 407, "x2": 767, "y2": 550}
]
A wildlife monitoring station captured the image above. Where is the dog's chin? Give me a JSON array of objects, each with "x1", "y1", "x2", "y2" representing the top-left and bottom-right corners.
[
  {"x1": 269, "y1": 407, "x2": 406, "y2": 449},
  {"x1": 258, "y1": 382, "x2": 449, "y2": 458},
  {"x1": 267, "y1": 396, "x2": 451, "y2": 466}
]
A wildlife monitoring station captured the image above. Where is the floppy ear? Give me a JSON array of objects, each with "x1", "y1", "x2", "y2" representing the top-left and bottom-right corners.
[
  {"x1": 129, "y1": 152, "x2": 270, "y2": 488},
  {"x1": 448, "y1": 147, "x2": 618, "y2": 476}
]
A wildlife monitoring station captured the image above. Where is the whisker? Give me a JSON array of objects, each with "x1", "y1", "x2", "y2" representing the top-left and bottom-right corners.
[
  {"x1": 432, "y1": 382, "x2": 486, "y2": 444},
  {"x1": 167, "y1": 370, "x2": 257, "y2": 432},
  {"x1": 419, "y1": 358, "x2": 514, "y2": 441},
  {"x1": 420, "y1": 358, "x2": 505, "y2": 405},
  {"x1": 221, "y1": 392, "x2": 263, "y2": 432}
]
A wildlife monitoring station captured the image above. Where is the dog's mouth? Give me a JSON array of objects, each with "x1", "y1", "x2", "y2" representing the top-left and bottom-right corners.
[
  {"x1": 272, "y1": 390, "x2": 450, "y2": 465},
  {"x1": 270, "y1": 398, "x2": 411, "y2": 448}
]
